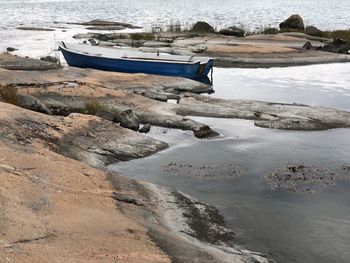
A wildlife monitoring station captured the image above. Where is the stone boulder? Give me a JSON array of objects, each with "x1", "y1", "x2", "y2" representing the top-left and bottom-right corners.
[
  {"x1": 96, "y1": 108, "x2": 140, "y2": 131},
  {"x1": 218, "y1": 26, "x2": 245, "y2": 37},
  {"x1": 194, "y1": 125, "x2": 220, "y2": 138},
  {"x1": 305, "y1": 26, "x2": 323, "y2": 37},
  {"x1": 16, "y1": 94, "x2": 52, "y2": 115},
  {"x1": 40, "y1": 56, "x2": 60, "y2": 64},
  {"x1": 116, "y1": 109, "x2": 140, "y2": 131},
  {"x1": 279, "y1": 14, "x2": 305, "y2": 31},
  {"x1": 191, "y1": 21, "x2": 215, "y2": 34}
]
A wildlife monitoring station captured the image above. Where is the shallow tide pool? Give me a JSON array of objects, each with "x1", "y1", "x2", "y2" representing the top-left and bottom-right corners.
[{"x1": 110, "y1": 64, "x2": 350, "y2": 263}]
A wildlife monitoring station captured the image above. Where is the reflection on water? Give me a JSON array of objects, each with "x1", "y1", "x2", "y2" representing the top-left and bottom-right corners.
[
  {"x1": 212, "y1": 65, "x2": 350, "y2": 111},
  {"x1": 110, "y1": 64, "x2": 350, "y2": 263}
]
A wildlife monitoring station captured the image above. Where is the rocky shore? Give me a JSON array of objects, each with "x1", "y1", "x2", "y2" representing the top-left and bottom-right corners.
[
  {"x1": 71, "y1": 30, "x2": 350, "y2": 68},
  {"x1": 1, "y1": 14, "x2": 350, "y2": 262},
  {"x1": 64, "y1": 15, "x2": 350, "y2": 68},
  {"x1": 0, "y1": 53, "x2": 277, "y2": 262}
]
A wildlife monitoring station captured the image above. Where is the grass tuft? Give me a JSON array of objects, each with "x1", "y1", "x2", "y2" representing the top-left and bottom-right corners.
[
  {"x1": 130, "y1": 33, "x2": 155, "y2": 41},
  {"x1": 322, "y1": 30, "x2": 350, "y2": 42},
  {"x1": 0, "y1": 86, "x2": 18, "y2": 105},
  {"x1": 261, "y1": 27, "x2": 280, "y2": 35},
  {"x1": 84, "y1": 99, "x2": 106, "y2": 115}
]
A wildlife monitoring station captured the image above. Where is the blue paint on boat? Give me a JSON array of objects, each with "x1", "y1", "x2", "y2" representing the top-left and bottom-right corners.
[{"x1": 58, "y1": 42, "x2": 214, "y2": 80}]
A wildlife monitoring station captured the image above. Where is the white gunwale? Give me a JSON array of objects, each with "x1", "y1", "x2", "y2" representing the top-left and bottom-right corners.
[{"x1": 57, "y1": 41, "x2": 211, "y2": 65}]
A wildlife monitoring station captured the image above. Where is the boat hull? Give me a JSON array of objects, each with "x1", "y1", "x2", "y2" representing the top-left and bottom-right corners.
[
  {"x1": 59, "y1": 45, "x2": 213, "y2": 79},
  {"x1": 60, "y1": 46, "x2": 213, "y2": 79}
]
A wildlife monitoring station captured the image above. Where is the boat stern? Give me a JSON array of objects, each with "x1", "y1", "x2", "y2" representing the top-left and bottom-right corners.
[{"x1": 196, "y1": 58, "x2": 214, "y2": 78}]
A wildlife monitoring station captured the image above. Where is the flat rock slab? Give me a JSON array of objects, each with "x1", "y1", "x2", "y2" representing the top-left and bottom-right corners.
[
  {"x1": 177, "y1": 93, "x2": 350, "y2": 131},
  {"x1": 0, "y1": 102, "x2": 168, "y2": 167},
  {"x1": 69, "y1": 19, "x2": 142, "y2": 29},
  {"x1": 211, "y1": 50, "x2": 350, "y2": 68},
  {"x1": 16, "y1": 26, "x2": 55, "y2": 31},
  {"x1": 0, "y1": 107, "x2": 171, "y2": 262},
  {"x1": 0, "y1": 54, "x2": 61, "y2": 71},
  {"x1": 2, "y1": 55, "x2": 350, "y2": 137}
]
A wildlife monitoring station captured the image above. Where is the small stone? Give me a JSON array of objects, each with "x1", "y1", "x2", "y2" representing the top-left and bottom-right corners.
[
  {"x1": 303, "y1": 41, "x2": 313, "y2": 50},
  {"x1": 40, "y1": 56, "x2": 60, "y2": 64},
  {"x1": 139, "y1": 124, "x2": 151, "y2": 133},
  {"x1": 342, "y1": 165, "x2": 350, "y2": 172},
  {"x1": 6, "y1": 47, "x2": 17, "y2": 52},
  {"x1": 88, "y1": 38, "x2": 98, "y2": 46}
]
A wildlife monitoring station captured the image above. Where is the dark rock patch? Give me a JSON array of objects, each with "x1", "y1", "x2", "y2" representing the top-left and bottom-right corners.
[
  {"x1": 305, "y1": 26, "x2": 323, "y2": 37},
  {"x1": 163, "y1": 162, "x2": 244, "y2": 180},
  {"x1": 218, "y1": 26, "x2": 245, "y2": 37},
  {"x1": 70, "y1": 19, "x2": 141, "y2": 29},
  {"x1": 112, "y1": 192, "x2": 144, "y2": 206},
  {"x1": 265, "y1": 162, "x2": 337, "y2": 193},
  {"x1": 172, "y1": 191, "x2": 235, "y2": 245},
  {"x1": 6, "y1": 47, "x2": 18, "y2": 52},
  {"x1": 319, "y1": 38, "x2": 350, "y2": 54},
  {"x1": 86, "y1": 26, "x2": 126, "y2": 31},
  {"x1": 17, "y1": 27, "x2": 55, "y2": 31}
]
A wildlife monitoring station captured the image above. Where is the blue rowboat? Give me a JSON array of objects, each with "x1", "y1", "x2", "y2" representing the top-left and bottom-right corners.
[{"x1": 57, "y1": 41, "x2": 214, "y2": 79}]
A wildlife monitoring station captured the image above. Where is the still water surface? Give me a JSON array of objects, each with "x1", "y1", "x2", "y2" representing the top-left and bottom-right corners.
[
  {"x1": 111, "y1": 64, "x2": 350, "y2": 263},
  {"x1": 1, "y1": 0, "x2": 350, "y2": 30},
  {"x1": 1, "y1": 0, "x2": 350, "y2": 57}
]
